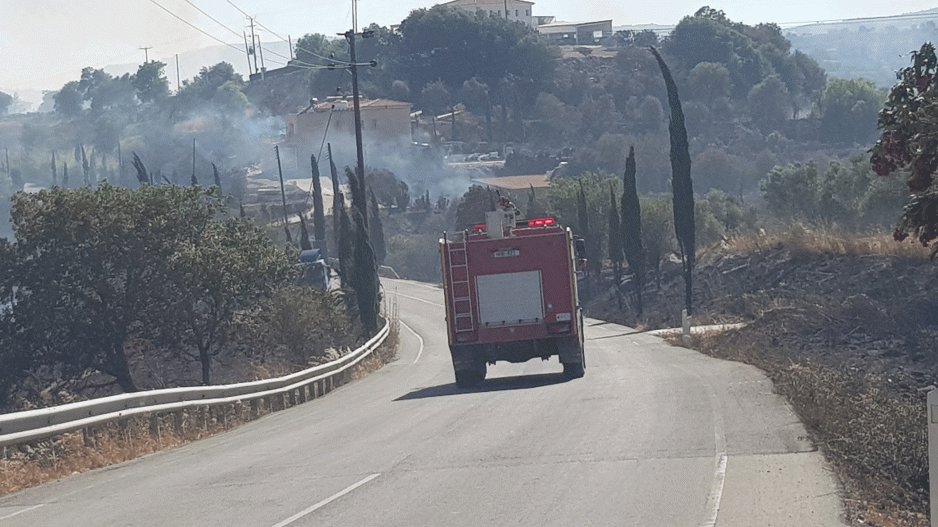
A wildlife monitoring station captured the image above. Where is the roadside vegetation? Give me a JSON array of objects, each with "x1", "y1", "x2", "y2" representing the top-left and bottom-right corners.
[{"x1": 1, "y1": 5, "x2": 937, "y2": 525}]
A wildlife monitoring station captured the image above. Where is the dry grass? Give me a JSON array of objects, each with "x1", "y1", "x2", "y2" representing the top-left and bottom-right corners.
[
  {"x1": 681, "y1": 329, "x2": 931, "y2": 527},
  {"x1": 724, "y1": 224, "x2": 933, "y2": 260},
  {"x1": 0, "y1": 324, "x2": 400, "y2": 498}
]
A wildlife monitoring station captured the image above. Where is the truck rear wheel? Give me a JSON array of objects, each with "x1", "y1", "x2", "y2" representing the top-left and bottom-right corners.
[
  {"x1": 563, "y1": 360, "x2": 585, "y2": 379},
  {"x1": 454, "y1": 363, "x2": 486, "y2": 388}
]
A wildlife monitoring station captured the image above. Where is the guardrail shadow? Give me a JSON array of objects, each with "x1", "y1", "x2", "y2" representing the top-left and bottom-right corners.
[{"x1": 395, "y1": 372, "x2": 570, "y2": 401}]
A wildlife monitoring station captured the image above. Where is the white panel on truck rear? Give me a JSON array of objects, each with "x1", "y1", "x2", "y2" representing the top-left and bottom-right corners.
[{"x1": 476, "y1": 270, "x2": 544, "y2": 326}]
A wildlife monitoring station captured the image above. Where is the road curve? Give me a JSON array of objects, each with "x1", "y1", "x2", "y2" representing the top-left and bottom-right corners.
[{"x1": 0, "y1": 278, "x2": 845, "y2": 526}]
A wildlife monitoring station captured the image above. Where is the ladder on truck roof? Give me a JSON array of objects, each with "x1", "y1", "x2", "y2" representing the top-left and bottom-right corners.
[{"x1": 446, "y1": 238, "x2": 475, "y2": 335}]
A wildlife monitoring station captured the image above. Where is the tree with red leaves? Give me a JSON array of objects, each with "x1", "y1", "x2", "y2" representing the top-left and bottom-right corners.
[{"x1": 870, "y1": 43, "x2": 938, "y2": 258}]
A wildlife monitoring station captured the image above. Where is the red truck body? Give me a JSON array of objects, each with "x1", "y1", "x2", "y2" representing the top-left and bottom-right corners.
[{"x1": 440, "y1": 213, "x2": 585, "y2": 387}]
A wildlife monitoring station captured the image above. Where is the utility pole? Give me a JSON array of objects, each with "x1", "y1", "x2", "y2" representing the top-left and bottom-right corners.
[
  {"x1": 243, "y1": 31, "x2": 254, "y2": 76},
  {"x1": 249, "y1": 18, "x2": 259, "y2": 74},
  {"x1": 140, "y1": 46, "x2": 152, "y2": 63},
  {"x1": 175, "y1": 54, "x2": 181, "y2": 92},
  {"x1": 504, "y1": 0, "x2": 509, "y2": 19}
]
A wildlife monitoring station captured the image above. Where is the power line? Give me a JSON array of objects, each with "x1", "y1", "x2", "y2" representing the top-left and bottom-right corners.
[
  {"x1": 145, "y1": 0, "x2": 241, "y2": 53},
  {"x1": 181, "y1": 0, "x2": 243, "y2": 40}
]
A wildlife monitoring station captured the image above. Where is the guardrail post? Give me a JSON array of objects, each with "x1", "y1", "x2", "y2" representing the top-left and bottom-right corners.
[
  {"x1": 82, "y1": 427, "x2": 96, "y2": 448},
  {"x1": 251, "y1": 399, "x2": 259, "y2": 419},
  {"x1": 149, "y1": 413, "x2": 161, "y2": 442},
  {"x1": 289, "y1": 389, "x2": 297, "y2": 407},
  {"x1": 173, "y1": 411, "x2": 184, "y2": 434}
]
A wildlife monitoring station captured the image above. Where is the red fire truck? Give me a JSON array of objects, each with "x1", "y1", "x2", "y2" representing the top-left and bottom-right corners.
[{"x1": 439, "y1": 203, "x2": 586, "y2": 387}]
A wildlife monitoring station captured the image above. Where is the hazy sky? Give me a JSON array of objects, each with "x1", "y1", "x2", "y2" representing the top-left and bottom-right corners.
[{"x1": 1, "y1": 0, "x2": 936, "y2": 94}]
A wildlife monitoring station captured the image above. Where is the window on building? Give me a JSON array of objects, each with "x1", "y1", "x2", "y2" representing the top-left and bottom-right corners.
[
  {"x1": 372, "y1": 119, "x2": 378, "y2": 129},
  {"x1": 526, "y1": 9, "x2": 530, "y2": 15},
  {"x1": 515, "y1": 10, "x2": 519, "y2": 16}
]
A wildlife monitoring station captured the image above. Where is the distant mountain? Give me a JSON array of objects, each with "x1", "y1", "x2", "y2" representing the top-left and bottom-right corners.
[
  {"x1": 105, "y1": 41, "x2": 294, "y2": 90},
  {"x1": 784, "y1": 8, "x2": 938, "y2": 88}
]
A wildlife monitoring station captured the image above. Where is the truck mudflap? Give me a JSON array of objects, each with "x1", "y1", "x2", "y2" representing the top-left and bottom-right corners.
[{"x1": 559, "y1": 309, "x2": 586, "y2": 379}]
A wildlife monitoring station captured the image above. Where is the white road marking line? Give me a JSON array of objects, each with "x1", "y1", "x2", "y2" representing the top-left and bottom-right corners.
[
  {"x1": 400, "y1": 320, "x2": 426, "y2": 364},
  {"x1": 695, "y1": 374, "x2": 728, "y2": 527},
  {"x1": 270, "y1": 473, "x2": 380, "y2": 527},
  {"x1": 395, "y1": 292, "x2": 442, "y2": 307},
  {"x1": 702, "y1": 454, "x2": 728, "y2": 527},
  {"x1": 0, "y1": 504, "x2": 45, "y2": 520}
]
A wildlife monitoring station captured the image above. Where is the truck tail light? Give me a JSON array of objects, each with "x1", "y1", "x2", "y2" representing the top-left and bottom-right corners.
[
  {"x1": 472, "y1": 224, "x2": 486, "y2": 232},
  {"x1": 527, "y1": 218, "x2": 555, "y2": 227},
  {"x1": 548, "y1": 322, "x2": 571, "y2": 334}
]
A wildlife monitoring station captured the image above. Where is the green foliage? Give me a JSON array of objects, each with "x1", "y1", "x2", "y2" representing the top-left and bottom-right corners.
[
  {"x1": 177, "y1": 62, "x2": 242, "y2": 105},
  {"x1": 547, "y1": 172, "x2": 619, "y2": 259},
  {"x1": 666, "y1": 8, "x2": 825, "y2": 107},
  {"x1": 5, "y1": 183, "x2": 296, "y2": 392},
  {"x1": 369, "y1": 190, "x2": 387, "y2": 264},
  {"x1": 8, "y1": 184, "x2": 219, "y2": 391},
  {"x1": 455, "y1": 184, "x2": 495, "y2": 229},
  {"x1": 687, "y1": 62, "x2": 732, "y2": 106},
  {"x1": 53, "y1": 81, "x2": 83, "y2": 117},
  {"x1": 820, "y1": 78, "x2": 885, "y2": 143},
  {"x1": 351, "y1": 208, "x2": 381, "y2": 334},
  {"x1": 870, "y1": 42, "x2": 938, "y2": 255},
  {"x1": 621, "y1": 146, "x2": 645, "y2": 313},
  {"x1": 397, "y1": 6, "x2": 555, "y2": 108},
  {"x1": 0, "y1": 91, "x2": 12, "y2": 115},
  {"x1": 164, "y1": 217, "x2": 297, "y2": 384},
  {"x1": 607, "y1": 183, "x2": 622, "y2": 267},
  {"x1": 748, "y1": 74, "x2": 791, "y2": 132},
  {"x1": 253, "y1": 285, "x2": 350, "y2": 367},
  {"x1": 132, "y1": 61, "x2": 170, "y2": 103},
  {"x1": 761, "y1": 157, "x2": 907, "y2": 229},
  {"x1": 651, "y1": 46, "x2": 695, "y2": 313},
  {"x1": 639, "y1": 195, "x2": 675, "y2": 279},
  {"x1": 385, "y1": 233, "x2": 442, "y2": 283}
]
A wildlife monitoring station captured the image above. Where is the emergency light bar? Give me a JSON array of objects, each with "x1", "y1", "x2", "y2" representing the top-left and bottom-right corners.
[{"x1": 527, "y1": 218, "x2": 555, "y2": 227}]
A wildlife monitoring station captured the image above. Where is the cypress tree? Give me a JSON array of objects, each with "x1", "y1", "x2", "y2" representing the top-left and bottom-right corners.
[
  {"x1": 310, "y1": 154, "x2": 326, "y2": 249},
  {"x1": 651, "y1": 46, "x2": 695, "y2": 316},
  {"x1": 329, "y1": 144, "x2": 341, "y2": 258},
  {"x1": 369, "y1": 189, "x2": 386, "y2": 264},
  {"x1": 131, "y1": 152, "x2": 148, "y2": 186},
  {"x1": 621, "y1": 146, "x2": 645, "y2": 315},
  {"x1": 298, "y1": 213, "x2": 313, "y2": 251},
  {"x1": 51, "y1": 151, "x2": 57, "y2": 187},
  {"x1": 337, "y1": 193, "x2": 353, "y2": 290},
  {"x1": 608, "y1": 183, "x2": 622, "y2": 284},
  {"x1": 212, "y1": 163, "x2": 221, "y2": 193},
  {"x1": 351, "y1": 208, "x2": 380, "y2": 333}
]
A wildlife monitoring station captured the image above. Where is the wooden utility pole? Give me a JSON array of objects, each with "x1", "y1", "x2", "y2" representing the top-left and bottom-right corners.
[
  {"x1": 274, "y1": 145, "x2": 292, "y2": 243},
  {"x1": 243, "y1": 31, "x2": 254, "y2": 75},
  {"x1": 345, "y1": 28, "x2": 367, "y2": 228},
  {"x1": 140, "y1": 46, "x2": 152, "y2": 63}
]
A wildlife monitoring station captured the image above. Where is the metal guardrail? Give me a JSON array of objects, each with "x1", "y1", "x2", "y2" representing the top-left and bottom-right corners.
[{"x1": 0, "y1": 320, "x2": 389, "y2": 448}]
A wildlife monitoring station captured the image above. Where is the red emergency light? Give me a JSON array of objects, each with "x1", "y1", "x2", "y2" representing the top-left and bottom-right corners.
[{"x1": 527, "y1": 218, "x2": 555, "y2": 227}]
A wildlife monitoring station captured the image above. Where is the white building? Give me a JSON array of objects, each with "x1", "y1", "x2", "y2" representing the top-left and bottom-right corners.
[{"x1": 440, "y1": 0, "x2": 535, "y2": 27}]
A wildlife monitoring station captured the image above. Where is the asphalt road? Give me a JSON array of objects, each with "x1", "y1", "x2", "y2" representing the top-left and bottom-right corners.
[{"x1": 0, "y1": 278, "x2": 845, "y2": 526}]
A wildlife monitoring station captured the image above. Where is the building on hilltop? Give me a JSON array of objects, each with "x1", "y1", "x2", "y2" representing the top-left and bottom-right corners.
[
  {"x1": 441, "y1": 0, "x2": 535, "y2": 27},
  {"x1": 536, "y1": 19, "x2": 613, "y2": 45}
]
